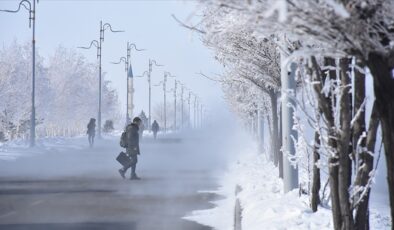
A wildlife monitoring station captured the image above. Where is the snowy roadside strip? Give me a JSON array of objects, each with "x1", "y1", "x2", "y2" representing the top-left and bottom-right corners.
[{"x1": 183, "y1": 149, "x2": 391, "y2": 230}]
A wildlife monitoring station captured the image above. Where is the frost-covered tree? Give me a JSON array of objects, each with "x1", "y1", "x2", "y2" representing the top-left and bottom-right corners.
[
  {"x1": 0, "y1": 42, "x2": 120, "y2": 139},
  {"x1": 191, "y1": 1, "x2": 390, "y2": 229},
  {"x1": 198, "y1": 1, "x2": 394, "y2": 227},
  {"x1": 0, "y1": 40, "x2": 48, "y2": 139}
]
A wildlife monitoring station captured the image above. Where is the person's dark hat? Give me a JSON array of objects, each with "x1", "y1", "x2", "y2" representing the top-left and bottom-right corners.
[{"x1": 133, "y1": 117, "x2": 142, "y2": 123}]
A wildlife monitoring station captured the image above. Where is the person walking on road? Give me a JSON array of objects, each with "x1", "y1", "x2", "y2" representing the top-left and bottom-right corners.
[
  {"x1": 119, "y1": 117, "x2": 142, "y2": 180},
  {"x1": 151, "y1": 120, "x2": 160, "y2": 139},
  {"x1": 87, "y1": 118, "x2": 96, "y2": 147}
]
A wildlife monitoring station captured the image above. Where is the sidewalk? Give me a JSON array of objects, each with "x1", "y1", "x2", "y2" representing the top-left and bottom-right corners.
[{"x1": 184, "y1": 143, "x2": 392, "y2": 230}]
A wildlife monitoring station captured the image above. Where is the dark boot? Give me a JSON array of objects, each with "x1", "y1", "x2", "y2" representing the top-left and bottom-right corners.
[
  {"x1": 130, "y1": 164, "x2": 140, "y2": 180},
  {"x1": 130, "y1": 174, "x2": 141, "y2": 180},
  {"x1": 118, "y1": 168, "x2": 126, "y2": 179}
]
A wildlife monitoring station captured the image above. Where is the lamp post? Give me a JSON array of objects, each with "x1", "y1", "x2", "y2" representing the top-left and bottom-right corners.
[
  {"x1": 200, "y1": 103, "x2": 203, "y2": 128},
  {"x1": 1, "y1": 0, "x2": 39, "y2": 147},
  {"x1": 188, "y1": 91, "x2": 192, "y2": 128},
  {"x1": 111, "y1": 42, "x2": 144, "y2": 125},
  {"x1": 173, "y1": 80, "x2": 177, "y2": 131},
  {"x1": 193, "y1": 94, "x2": 197, "y2": 129},
  {"x1": 137, "y1": 59, "x2": 162, "y2": 129},
  {"x1": 154, "y1": 72, "x2": 175, "y2": 133},
  {"x1": 79, "y1": 21, "x2": 123, "y2": 139},
  {"x1": 178, "y1": 81, "x2": 184, "y2": 129}
]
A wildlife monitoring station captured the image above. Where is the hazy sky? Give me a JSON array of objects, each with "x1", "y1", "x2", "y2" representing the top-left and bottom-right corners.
[{"x1": 0, "y1": 0, "x2": 227, "y2": 122}]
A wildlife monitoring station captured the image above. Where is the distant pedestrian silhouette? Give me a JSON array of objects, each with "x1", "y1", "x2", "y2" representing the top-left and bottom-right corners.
[
  {"x1": 151, "y1": 120, "x2": 160, "y2": 139},
  {"x1": 87, "y1": 118, "x2": 96, "y2": 147}
]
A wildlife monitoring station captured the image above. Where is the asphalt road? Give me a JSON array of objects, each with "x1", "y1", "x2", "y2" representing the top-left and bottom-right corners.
[{"x1": 0, "y1": 131, "x2": 230, "y2": 230}]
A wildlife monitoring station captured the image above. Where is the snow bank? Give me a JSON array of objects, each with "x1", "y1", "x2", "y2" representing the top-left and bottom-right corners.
[
  {"x1": 184, "y1": 143, "x2": 391, "y2": 230},
  {"x1": 0, "y1": 135, "x2": 92, "y2": 161}
]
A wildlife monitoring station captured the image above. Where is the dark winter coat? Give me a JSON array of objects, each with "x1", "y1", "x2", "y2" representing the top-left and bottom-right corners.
[
  {"x1": 126, "y1": 123, "x2": 140, "y2": 155},
  {"x1": 151, "y1": 121, "x2": 160, "y2": 133},
  {"x1": 87, "y1": 122, "x2": 96, "y2": 136}
]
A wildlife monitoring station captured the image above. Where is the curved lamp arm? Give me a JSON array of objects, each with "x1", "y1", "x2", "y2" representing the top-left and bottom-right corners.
[
  {"x1": 103, "y1": 23, "x2": 125, "y2": 33},
  {"x1": 128, "y1": 43, "x2": 146, "y2": 52},
  {"x1": 78, "y1": 40, "x2": 99, "y2": 49},
  {"x1": 135, "y1": 71, "x2": 149, "y2": 78},
  {"x1": 0, "y1": 0, "x2": 33, "y2": 27},
  {"x1": 111, "y1": 57, "x2": 127, "y2": 64},
  {"x1": 150, "y1": 60, "x2": 163, "y2": 67}
]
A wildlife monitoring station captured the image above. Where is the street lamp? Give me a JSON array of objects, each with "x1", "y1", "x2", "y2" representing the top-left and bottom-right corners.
[
  {"x1": 188, "y1": 91, "x2": 192, "y2": 128},
  {"x1": 1, "y1": 0, "x2": 39, "y2": 147},
  {"x1": 178, "y1": 81, "x2": 185, "y2": 130},
  {"x1": 136, "y1": 59, "x2": 163, "y2": 129},
  {"x1": 79, "y1": 21, "x2": 124, "y2": 139},
  {"x1": 111, "y1": 42, "x2": 144, "y2": 125},
  {"x1": 154, "y1": 72, "x2": 175, "y2": 133},
  {"x1": 200, "y1": 103, "x2": 204, "y2": 128},
  {"x1": 173, "y1": 79, "x2": 177, "y2": 131},
  {"x1": 194, "y1": 95, "x2": 197, "y2": 129}
]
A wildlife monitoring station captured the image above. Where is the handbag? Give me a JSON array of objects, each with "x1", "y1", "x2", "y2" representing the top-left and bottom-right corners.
[{"x1": 116, "y1": 151, "x2": 133, "y2": 167}]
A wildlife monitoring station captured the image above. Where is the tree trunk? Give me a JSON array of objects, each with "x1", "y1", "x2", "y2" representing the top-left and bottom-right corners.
[
  {"x1": 352, "y1": 58, "x2": 369, "y2": 230},
  {"x1": 367, "y1": 52, "x2": 394, "y2": 228},
  {"x1": 269, "y1": 90, "x2": 280, "y2": 171},
  {"x1": 279, "y1": 105, "x2": 283, "y2": 179},
  {"x1": 337, "y1": 58, "x2": 353, "y2": 230},
  {"x1": 354, "y1": 102, "x2": 379, "y2": 230},
  {"x1": 311, "y1": 130, "x2": 321, "y2": 212},
  {"x1": 311, "y1": 56, "x2": 342, "y2": 229}
]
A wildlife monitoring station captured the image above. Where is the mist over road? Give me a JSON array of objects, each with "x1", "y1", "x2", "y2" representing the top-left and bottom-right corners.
[{"x1": 0, "y1": 128, "x2": 241, "y2": 230}]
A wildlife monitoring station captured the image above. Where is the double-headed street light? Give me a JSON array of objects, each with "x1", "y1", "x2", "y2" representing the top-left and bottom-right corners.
[
  {"x1": 1, "y1": 0, "x2": 39, "y2": 147},
  {"x1": 112, "y1": 42, "x2": 144, "y2": 125},
  {"x1": 79, "y1": 21, "x2": 124, "y2": 139},
  {"x1": 178, "y1": 81, "x2": 185, "y2": 130},
  {"x1": 188, "y1": 91, "x2": 192, "y2": 128},
  {"x1": 190, "y1": 93, "x2": 202, "y2": 129},
  {"x1": 154, "y1": 72, "x2": 175, "y2": 132},
  {"x1": 194, "y1": 94, "x2": 198, "y2": 129},
  {"x1": 173, "y1": 80, "x2": 177, "y2": 131},
  {"x1": 136, "y1": 59, "x2": 163, "y2": 129}
]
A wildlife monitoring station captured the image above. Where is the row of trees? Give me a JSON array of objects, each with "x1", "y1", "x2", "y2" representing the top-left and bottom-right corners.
[
  {"x1": 195, "y1": 1, "x2": 393, "y2": 229},
  {"x1": 0, "y1": 41, "x2": 120, "y2": 140}
]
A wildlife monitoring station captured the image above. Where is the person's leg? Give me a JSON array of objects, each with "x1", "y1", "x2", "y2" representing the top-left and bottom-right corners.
[
  {"x1": 119, "y1": 152, "x2": 132, "y2": 179},
  {"x1": 88, "y1": 135, "x2": 92, "y2": 146},
  {"x1": 130, "y1": 154, "x2": 139, "y2": 179},
  {"x1": 119, "y1": 164, "x2": 130, "y2": 179}
]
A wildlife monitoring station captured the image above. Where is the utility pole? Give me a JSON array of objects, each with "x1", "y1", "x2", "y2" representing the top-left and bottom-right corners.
[
  {"x1": 112, "y1": 42, "x2": 144, "y2": 125},
  {"x1": 1, "y1": 0, "x2": 39, "y2": 147},
  {"x1": 79, "y1": 21, "x2": 123, "y2": 138},
  {"x1": 281, "y1": 60, "x2": 299, "y2": 192}
]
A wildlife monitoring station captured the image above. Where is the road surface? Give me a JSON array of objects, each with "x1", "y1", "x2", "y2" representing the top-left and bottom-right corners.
[{"x1": 0, "y1": 130, "x2": 234, "y2": 230}]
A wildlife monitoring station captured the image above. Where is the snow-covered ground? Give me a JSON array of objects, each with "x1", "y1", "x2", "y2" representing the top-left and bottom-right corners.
[
  {"x1": 0, "y1": 131, "x2": 145, "y2": 161},
  {"x1": 0, "y1": 136, "x2": 87, "y2": 161},
  {"x1": 184, "y1": 142, "x2": 392, "y2": 230}
]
